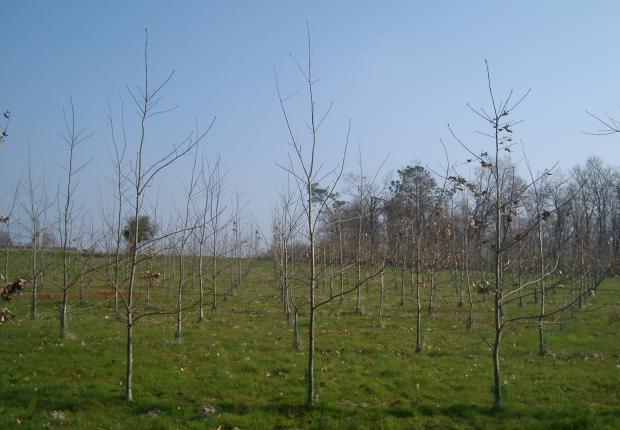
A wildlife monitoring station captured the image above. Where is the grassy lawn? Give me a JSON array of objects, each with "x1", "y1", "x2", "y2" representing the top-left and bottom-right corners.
[{"x1": 1, "y1": 252, "x2": 619, "y2": 429}]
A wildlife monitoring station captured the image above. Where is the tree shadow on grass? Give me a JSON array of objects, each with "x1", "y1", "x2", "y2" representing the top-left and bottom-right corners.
[
  {"x1": 1, "y1": 382, "x2": 178, "y2": 418},
  {"x1": 4, "y1": 383, "x2": 618, "y2": 429},
  {"x1": 213, "y1": 399, "x2": 620, "y2": 429},
  {"x1": 3, "y1": 383, "x2": 116, "y2": 411}
]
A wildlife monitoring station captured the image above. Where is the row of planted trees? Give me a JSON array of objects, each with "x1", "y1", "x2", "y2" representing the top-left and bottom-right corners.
[
  {"x1": 270, "y1": 35, "x2": 618, "y2": 409},
  {"x1": 1, "y1": 30, "x2": 264, "y2": 401},
  {"x1": 2, "y1": 147, "x2": 259, "y2": 399},
  {"x1": 2, "y1": 28, "x2": 618, "y2": 411}
]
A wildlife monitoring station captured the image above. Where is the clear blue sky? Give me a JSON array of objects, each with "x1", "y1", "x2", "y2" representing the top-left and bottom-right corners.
[{"x1": 3, "y1": 1, "x2": 620, "y2": 234}]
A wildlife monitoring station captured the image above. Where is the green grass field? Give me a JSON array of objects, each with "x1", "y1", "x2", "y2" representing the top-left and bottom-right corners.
[{"x1": 1, "y1": 251, "x2": 619, "y2": 429}]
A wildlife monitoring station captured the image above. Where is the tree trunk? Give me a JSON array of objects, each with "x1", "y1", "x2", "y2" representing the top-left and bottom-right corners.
[
  {"x1": 538, "y1": 223, "x2": 547, "y2": 355},
  {"x1": 307, "y1": 231, "x2": 316, "y2": 406},
  {"x1": 198, "y1": 250, "x2": 205, "y2": 322},
  {"x1": 30, "y1": 235, "x2": 38, "y2": 319},
  {"x1": 379, "y1": 263, "x2": 385, "y2": 324},
  {"x1": 355, "y1": 257, "x2": 362, "y2": 313},
  {"x1": 293, "y1": 307, "x2": 300, "y2": 349},
  {"x1": 126, "y1": 319, "x2": 133, "y2": 401},
  {"x1": 175, "y1": 253, "x2": 184, "y2": 343},
  {"x1": 415, "y1": 248, "x2": 422, "y2": 353},
  {"x1": 492, "y1": 331, "x2": 502, "y2": 410},
  {"x1": 339, "y1": 271, "x2": 344, "y2": 304},
  {"x1": 60, "y1": 289, "x2": 69, "y2": 338},
  {"x1": 428, "y1": 269, "x2": 435, "y2": 315},
  {"x1": 212, "y1": 255, "x2": 217, "y2": 310}
]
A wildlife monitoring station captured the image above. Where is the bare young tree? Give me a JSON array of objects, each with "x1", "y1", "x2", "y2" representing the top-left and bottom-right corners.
[
  {"x1": 57, "y1": 98, "x2": 92, "y2": 338},
  {"x1": 271, "y1": 182, "x2": 303, "y2": 348},
  {"x1": 174, "y1": 147, "x2": 201, "y2": 343},
  {"x1": 388, "y1": 163, "x2": 448, "y2": 352},
  {"x1": 353, "y1": 166, "x2": 367, "y2": 314},
  {"x1": 274, "y1": 24, "x2": 351, "y2": 406},
  {"x1": 21, "y1": 146, "x2": 50, "y2": 319},
  {"x1": 523, "y1": 157, "x2": 552, "y2": 355},
  {"x1": 194, "y1": 155, "x2": 216, "y2": 322},
  {"x1": 447, "y1": 62, "x2": 587, "y2": 409},
  {"x1": 106, "y1": 100, "x2": 129, "y2": 318},
  {"x1": 115, "y1": 29, "x2": 215, "y2": 401},
  {"x1": 208, "y1": 156, "x2": 225, "y2": 311}
]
